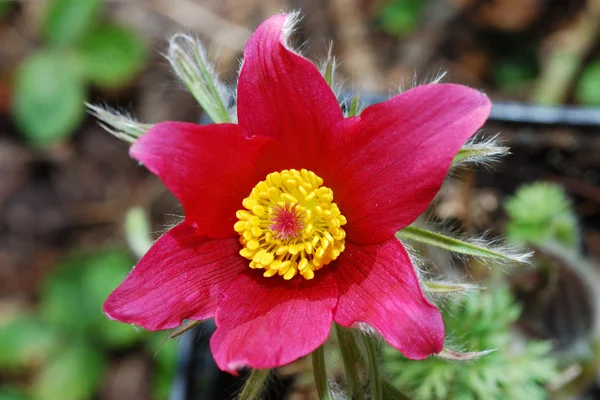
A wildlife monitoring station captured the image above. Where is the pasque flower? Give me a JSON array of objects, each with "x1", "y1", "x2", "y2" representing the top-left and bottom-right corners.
[{"x1": 103, "y1": 13, "x2": 491, "y2": 373}]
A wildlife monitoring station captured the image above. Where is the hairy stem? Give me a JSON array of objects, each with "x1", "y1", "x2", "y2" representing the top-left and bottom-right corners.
[
  {"x1": 335, "y1": 324, "x2": 365, "y2": 400},
  {"x1": 312, "y1": 345, "x2": 332, "y2": 400},
  {"x1": 363, "y1": 334, "x2": 382, "y2": 400},
  {"x1": 239, "y1": 368, "x2": 270, "y2": 400}
]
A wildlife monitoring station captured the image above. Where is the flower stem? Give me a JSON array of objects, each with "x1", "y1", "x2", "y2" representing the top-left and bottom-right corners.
[
  {"x1": 312, "y1": 345, "x2": 332, "y2": 400},
  {"x1": 335, "y1": 324, "x2": 365, "y2": 400},
  {"x1": 362, "y1": 334, "x2": 382, "y2": 400},
  {"x1": 238, "y1": 368, "x2": 270, "y2": 400},
  {"x1": 382, "y1": 379, "x2": 412, "y2": 400}
]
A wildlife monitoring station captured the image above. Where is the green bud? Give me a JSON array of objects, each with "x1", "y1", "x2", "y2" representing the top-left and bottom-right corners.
[{"x1": 165, "y1": 34, "x2": 231, "y2": 124}]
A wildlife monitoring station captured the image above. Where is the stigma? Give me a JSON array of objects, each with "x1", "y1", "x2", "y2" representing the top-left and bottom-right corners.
[{"x1": 234, "y1": 169, "x2": 347, "y2": 280}]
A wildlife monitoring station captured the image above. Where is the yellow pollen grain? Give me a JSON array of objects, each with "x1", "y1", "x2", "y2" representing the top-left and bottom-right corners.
[{"x1": 234, "y1": 169, "x2": 347, "y2": 281}]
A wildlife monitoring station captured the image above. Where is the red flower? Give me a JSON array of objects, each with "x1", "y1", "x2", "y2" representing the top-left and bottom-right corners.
[{"x1": 103, "y1": 14, "x2": 491, "y2": 373}]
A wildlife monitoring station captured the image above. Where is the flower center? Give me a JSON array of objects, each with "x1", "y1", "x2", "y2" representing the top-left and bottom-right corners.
[{"x1": 234, "y1": 169, "x2": 347, "y2": 280}]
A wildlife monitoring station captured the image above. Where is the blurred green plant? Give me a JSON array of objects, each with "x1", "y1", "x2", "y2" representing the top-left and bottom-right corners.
[
  {"x1": 489, "y1": 40, "x2": 539, "y2": 94},
  {"x1": 14, "y1": 50, "x2": 85, "y2": 146},
  {"x1": 125, "y1": 207, "x2": 153, "y2": 258},
  {"x1": 0, "y1": 0, "x2": 10, "y2": 18},
  {"x1": 0, "y1": 387, "x2": 29, "y2": 400},
  {"x1": 375, "y1": 0, "x2": 423, "y2": 37},
  {"x1": 576, "y1": 59, "x2": 600, "y2": 106},
  {"x1": 0, "y1": 248, "x2": 176, "y2": 400},
  {"x1": 492, "y1": 56, "x2": 538, "y2": 93},
  {"x1": 13, "y1": 0, "x2": 147, "y2": 147},
  {"x1": 383, "y1": 286, "x2": 557, "y2": 400},
  {"x1": 505, "y1": 182, "x2": 579, "y2": 249}
]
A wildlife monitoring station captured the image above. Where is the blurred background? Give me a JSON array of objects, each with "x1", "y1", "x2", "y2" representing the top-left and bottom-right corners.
[{"x1": 1, "y1": 0, "x2": 600, "y2": 399}]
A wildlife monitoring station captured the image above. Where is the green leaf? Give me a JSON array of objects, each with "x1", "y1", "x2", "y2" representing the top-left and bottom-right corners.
[
  {"x1": 0, "y1": 0, "x2": 11, "y2": 18},
  {"x1": 43, "y1": 0, "x2": 102, "y2": 46},
  {"x1": 396, "y1": 225, "x2": 529, "y2": 263},
  {"x1": 382, "y1": 286, "x2": 557, "y2": 399},
  {"x1": 576, "y1": 59, "x2": 600, "y2": 106},
  {"x1": 81, "y1": 249, "x2": 142, "y2": 348},
  {"x1": 0, "y1": 387, "x2": 30, "y2": 400},
  {"x1": 32, "y1": 344, "x2": 105, "y2": 400},
  {"x1": 505, "y1": 182, "x2": 578, "y2": 248},
  {"x1": 0, "y1": 316, "x2": 57, "y2": 369},
  {"x1": 376, "y1": 0, "x2": 423, "y2": 36},
  {"x1": 81, "y1": 249, "x2": 133, "y2": 311},
  {"x1": 40, "y1": 257, "x2": 93, "y2": 335},
  {"x1": 40, "y1": 248, "x2": 141, "y2": 348},
  {"x1": 492, "y1": 57, "x2": 538, "y2": 92},
  {"x1": 14, "y1": 50, "x2": 85, "y2": 146},
  {"x1": 146, "y1": 334, "x2": 178, "y2": 400},
  {"x1": 79, "y1": 25, "x2": 147, "y2": 88}
]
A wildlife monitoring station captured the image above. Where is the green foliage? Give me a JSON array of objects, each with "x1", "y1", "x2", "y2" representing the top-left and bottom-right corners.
[
  {"x1": 13, "y1": 0, "x2": 147, "y2": 147},
  {"x1": 13, "y1": 49, "x2": 86, "y2": 146},
  {"x1": 0, "y1": 387, "x2": 29, "y2": 400},
  {"x1": 81, "y1": 250, "x2": 143, "y2": 348},
  {"x1": 0, "y1": 0, "x2": 10, "y2": 18},
  {"x1": 0, "y1": 248, "x2": 177, "y2": 400},
  {"x1": 383, "y1": 286, "x2": 557, "y2": 400},
  {"x1": 576, "y1": 59, "x2": 600, "y2": 106},
  {"x1": 43, "y1": 0, "x2": 102, "y2": 46},
  {"x1": 146, "y1": 335, "x2": 178, "y2": 400},
  {"x1": 493, "y1": 57, "x2": 538, "y2": 92},
  {"x1": 0, "y1": 316, "x2": 57, "y2": 369},
  {"x1": 32, "y1": 344, "x2": 105, "y2": 400},
  {"x1": 376, "y1": 0, "x2": 423, "y2": 36},
  {"x1": 79, "y1": 25, "x2": 147, "y2": 88},
  {"x1": 41, "y1": 249, "x2": 141, "y2": 347},
  {"x1": 505, "y1": 182, "x2": 578, "y2": 248}
]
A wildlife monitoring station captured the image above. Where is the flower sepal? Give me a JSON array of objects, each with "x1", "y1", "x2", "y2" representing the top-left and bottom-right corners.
[
  {"x1": 396, "y1": 225, "x2": 531, "y2": 264},
  {"x1": 436, "y1": 347, "x2": 496, "y2": 361},
  {"x1": 86, "y1": 103, "x2": 151, "y2": 143}
]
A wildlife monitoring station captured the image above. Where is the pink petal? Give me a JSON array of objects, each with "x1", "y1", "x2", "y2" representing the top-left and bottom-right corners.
[
  {"x1": 103, "y1": 224, "x2": 246, "y2": 330},
  {"x1": 210, "y1": 271, "x2": 338, "y2": 373},
  {"x1": 237, "y1": 14, "x2": 343, "y2": 169},
  {"x1": 333, "y1": 238, "x2": 444, "y2": 359},
  {"x1": 130, "y1": 122, "x2": 284, "y2": 239},
  {"x1": 321, "y1": 84, "x2": 491, "y2": 244}
]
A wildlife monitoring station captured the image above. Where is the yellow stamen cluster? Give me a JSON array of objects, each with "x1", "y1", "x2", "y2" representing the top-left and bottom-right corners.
[{"x1": 234, "y1": 169, "x2": 347, "y2": 280}]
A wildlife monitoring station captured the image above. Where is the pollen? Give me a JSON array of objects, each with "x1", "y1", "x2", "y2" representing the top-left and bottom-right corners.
[{"x1": 234, "y1": 169, "x2": 347, "y2": 280}]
